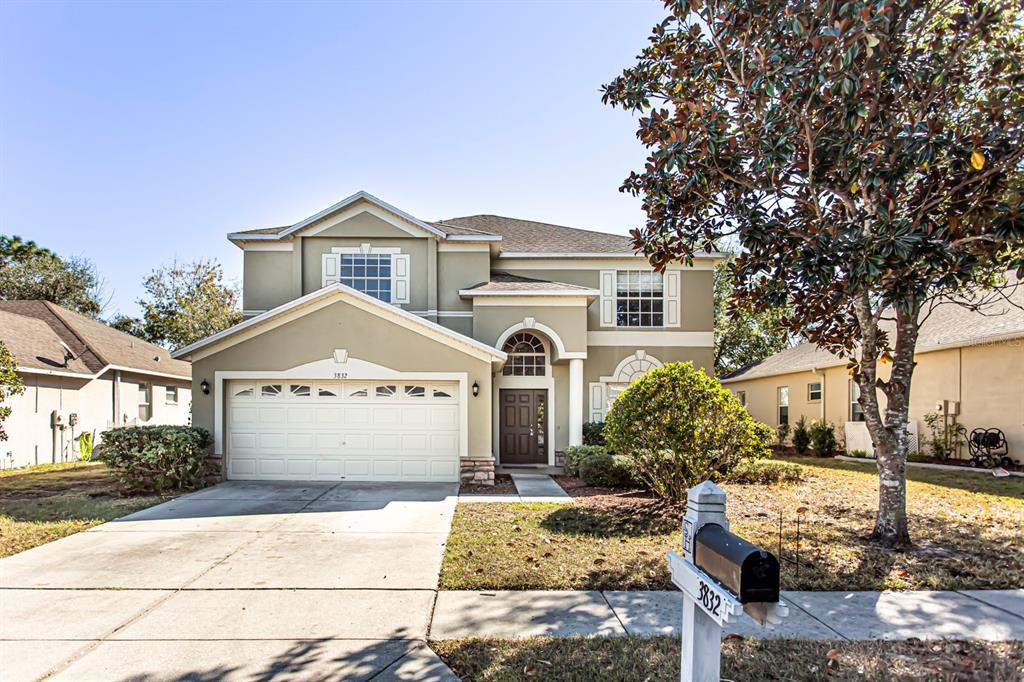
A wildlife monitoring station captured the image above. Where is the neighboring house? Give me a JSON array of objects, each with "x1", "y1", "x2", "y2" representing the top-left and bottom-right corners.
[
  {"x1": 721, "y1": 280, "x2": 1024, "y2": 463},
  {"x1": 0, "y1": 301, "x2": 192, "y2": 468},
  {"x1": 172, "y1": 191, "x2": 721, "y2": 483}
]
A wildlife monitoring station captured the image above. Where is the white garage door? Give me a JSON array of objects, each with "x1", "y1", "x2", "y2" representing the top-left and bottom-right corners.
[{"x1": 226, "y1": 380, "x2": 460, "y2": 482}]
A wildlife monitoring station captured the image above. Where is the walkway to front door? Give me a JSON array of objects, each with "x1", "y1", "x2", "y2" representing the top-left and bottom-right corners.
[{"x1": 500, "y1": 388, "x2": 548, "y2": 464}]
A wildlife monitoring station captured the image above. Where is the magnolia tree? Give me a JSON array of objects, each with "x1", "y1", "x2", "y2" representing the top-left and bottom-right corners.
[{"x1": 604, "y1": 0, "x2": 1023, "y2": 546}]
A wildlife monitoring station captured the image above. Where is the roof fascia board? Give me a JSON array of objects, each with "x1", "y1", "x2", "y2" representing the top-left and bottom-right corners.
[
  {"x1": 496, "y1": 251, "x2": 728, "y2": 259},
  {"x1": 18, "y1": 364, "x2": 191, "y2": 382},
  {"x1": 280, "y1": 191, "x2": 446, "y2": 239},
  {"x1": 173, "y1": 283, "x2": 506, "y2": 363},
  {"x1": 459, "y1": 289, "x2": 600, "y2": 298},
  {"x1": 443, "y1": 234, "x2": 502, "y2": 242}
]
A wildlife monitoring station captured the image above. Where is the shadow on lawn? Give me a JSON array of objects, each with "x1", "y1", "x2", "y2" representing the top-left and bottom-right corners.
[{"x1": 539, "y1": 503, "x2": 678, "y2": 538}]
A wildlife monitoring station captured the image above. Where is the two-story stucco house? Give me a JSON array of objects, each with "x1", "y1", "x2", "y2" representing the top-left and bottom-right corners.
[{"x1": 173, "y1": 192, "x2": 721, "y2": 484}]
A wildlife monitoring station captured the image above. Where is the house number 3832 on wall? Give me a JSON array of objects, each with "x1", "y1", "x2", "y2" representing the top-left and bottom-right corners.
[
  {"x1": 698, "y1": 579, "x2": 722, "y2": 616},
  {"x1": 333, "y1": 373, "x2": 348, "y2": 379}
]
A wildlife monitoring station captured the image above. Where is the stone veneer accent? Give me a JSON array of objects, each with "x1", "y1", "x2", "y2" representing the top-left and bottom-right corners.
[
  {"x1": 555, "y1": 450, "x2": 565, "y2": 468},
  {"x1": 205, "y1": 455, "x2": 225, "y2": 485},
  {"x1": 460, "y1": 457, "x2": 495, "y2": 486}
]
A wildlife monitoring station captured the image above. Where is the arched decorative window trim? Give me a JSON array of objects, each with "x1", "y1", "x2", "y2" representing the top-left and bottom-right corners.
[
  {"x1": 589, "y1": 350, "x2": 663, "y2": 421},
  {"x1": 502, "y1": 332, "x2": 547, "y2": 376}
]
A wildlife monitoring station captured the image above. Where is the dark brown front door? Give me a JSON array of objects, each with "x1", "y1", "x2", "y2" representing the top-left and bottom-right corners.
[{"x1": 500, "y1": 389, "x2": 547, "y2": 464}]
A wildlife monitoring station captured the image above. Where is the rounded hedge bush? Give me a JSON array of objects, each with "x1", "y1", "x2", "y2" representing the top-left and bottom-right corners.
[
  {"x1": 564, "y1": 445, "x2": 608, "y2": 476},
  {"x1": 101, "y1": 425, "x2": 212, "y2": 493},
  {"x1": 604, "y1": 361, "x2": 773, "y2": 501},
  {"x1": 578, "y1": 452, "x2": 639, "y2": 488}
]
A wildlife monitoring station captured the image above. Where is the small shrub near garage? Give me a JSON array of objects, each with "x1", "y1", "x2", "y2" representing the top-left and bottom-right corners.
[
  {"x1": 582, "y1": 421, "x2": 607, "y2": 446},
  {"x1": 809, "y1": 420, "x2": 838, "y2": 457},
  {"x1": 564, "y1": 445, "x2": 608, "y2": 476},
  {"x1": 604, "y1": 362, "x2": 773, "y2": 501},
  {"x1": 101, "y1": 425, "x2": 212, "y2": 493},
  {"x1": 723, "y1": 457, "x2": 804, "y2": 485},
  {"x1": 578, "y1": 452, "x2": 639, "y2": 488}
]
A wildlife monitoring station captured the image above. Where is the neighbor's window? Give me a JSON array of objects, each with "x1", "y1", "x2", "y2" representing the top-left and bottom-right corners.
[
  {"x1": 616, "y1": 270, "x2": 663, "y2": 327},
  {"x1": 138, "y1": 383, "x2": 152, "y2": 422},
  {"x1": 502, "y1": 333, "x2": 546, "y2": 376},
  {"x1": 340, "y1": 254, "x2": 391, "y2": 302},
  {"x1": 850, "y1": 380, "x2": 866, "y2": 422},
  {"x1": 165, "y1": 386, "x2": 178, "y2": 405},
  {"x1": 777, "y1": 386, "x2": 789, "y2": 426},
  {"x1": 808, "y1": 382, "x2": 822, "y2": 402},
  {"x1": 735, "y1": 390, "x2": 746, "y2": 407}
]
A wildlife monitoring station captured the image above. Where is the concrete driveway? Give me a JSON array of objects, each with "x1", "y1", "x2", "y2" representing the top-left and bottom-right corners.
[{"x1": 0, "y1": 481, "x2": 459, "y2": 681}]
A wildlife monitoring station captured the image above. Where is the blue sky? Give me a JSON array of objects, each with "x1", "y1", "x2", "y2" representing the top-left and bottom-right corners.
[{"x1": 0, "y1": 0, "x2": 664, "y2": 317}]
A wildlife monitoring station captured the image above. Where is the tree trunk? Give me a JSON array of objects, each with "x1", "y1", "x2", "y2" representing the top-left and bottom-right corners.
[{"x1": 853, "y1": 296, "x2": 920, "y2": 549}]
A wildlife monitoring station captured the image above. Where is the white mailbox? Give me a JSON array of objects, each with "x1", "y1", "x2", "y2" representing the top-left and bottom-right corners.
[{"x1": 668, "y1": 481, "x2": 789, "y2": 682}]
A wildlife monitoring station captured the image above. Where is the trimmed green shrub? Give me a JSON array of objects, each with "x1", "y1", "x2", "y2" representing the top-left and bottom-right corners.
[
  {"x1": 582, "y1": 421, "x2": 607, "y2": 447},
  {"x1": 564, "y1": 445, "x2": 608, "y2": 476},
  {"x1": 723, "y1": 457, "x2": 804, "y2": 485},
  {"x1": 101, "y1": 425, "x2": 212, "y2": 493},
  {"x1": 604, "y1": 362, "x2": 774, "y2": 501},
  {"x1": 809, "y1": 420, "x2": 838, "y2": 457},
  {"x1": 578, "y1": 452, "x2": 639, "y2": 488},
  {"x1": 792, "y1": 416, "x2": 811, "y2": 455}
]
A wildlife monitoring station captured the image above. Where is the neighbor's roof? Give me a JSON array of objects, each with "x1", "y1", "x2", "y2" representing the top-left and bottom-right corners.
[
  {"x1": 722, "y1": 274, "x2": 1024, "y2": 383},
  {"x1": 0, "y1": 300, "x2": 191, "y2": 379},
  {"x1": 431, "y1": 215, "x2": 635, "y2": 254},
  {"x1": 460, "y1": 272, "x2": 598, "y2": 296}
]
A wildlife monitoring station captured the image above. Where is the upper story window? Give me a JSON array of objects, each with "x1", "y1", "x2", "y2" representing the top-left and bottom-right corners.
[
  {"x1": 322, "y1": 244, "x2": 410, "y2": 304},
  {"x1": 502, "y1": 333, "x2": 546, "y2": 376},
  {"x1": 340, "y1": 254, "x2": 391, "y2": 302},
  {"x1": 616, "y1": 271, "x2": 663, "y2": 327}
]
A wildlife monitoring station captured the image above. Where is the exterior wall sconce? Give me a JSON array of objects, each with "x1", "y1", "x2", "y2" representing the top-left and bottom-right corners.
[
  {"x1": 472, "y1": 381, "x2": 479, "y2": 397},
  {"x1": 200, "y1": 379, "x2": 210, "y2": 395}
]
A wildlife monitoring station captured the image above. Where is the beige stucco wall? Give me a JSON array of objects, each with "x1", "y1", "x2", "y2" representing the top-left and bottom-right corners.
[
  {"x1": 189, "y1": 299, "x2": 495, "y2": 460},
  {"x1": 724, "y1": 366, "x2": 850, "y2": 435},
  {"x1": 243, "y1": 251, "x2": 293, "y2": 313},
  {"x1": 3, "y1": 371, "x2": 191, "y2": 469},
  {"x1": 725, "y1": 340, "x2": 1024, "y2": 461},
  {"x1": 438, "y1": 250, "x2": 490, "y2": 314},
  {"x1": 299, "y1": 236, "x2": 432, "y2": 311},
  {"x1": 500, "y1": 268, "x2": 714, "y2": 332},
  {"x1": 471, "y1": 303, "x2": 589, "y2": 356}
]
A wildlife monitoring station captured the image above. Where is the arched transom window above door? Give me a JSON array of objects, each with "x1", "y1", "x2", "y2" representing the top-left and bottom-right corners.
[{"x1": 502, "y1": 333, "x2": 546, "y2": 376}]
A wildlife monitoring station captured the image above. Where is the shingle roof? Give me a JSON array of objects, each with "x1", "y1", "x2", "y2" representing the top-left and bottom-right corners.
[
  {"x1": 432, "y1": 215, "x2": 634, "y2": 253},
  {"x1": 461, "y1": 272, "x2": 597, "y2": 294},
  {"x1": 0, "y1": 301, "x2": 191, "y2": 379},
  {"x1": 722, "y1": 275, "x2": 1024, "y2": 383},
  {"x1": 231, "y1": 226, "x2": 288, "y2": 236}
]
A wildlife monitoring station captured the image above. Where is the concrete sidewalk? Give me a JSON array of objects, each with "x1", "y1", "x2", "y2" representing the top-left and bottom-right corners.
[{"x1": 430, "y1": 589, "x2": 1024, "y2": 641}]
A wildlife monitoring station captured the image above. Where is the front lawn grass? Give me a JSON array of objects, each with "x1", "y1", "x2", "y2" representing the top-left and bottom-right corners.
[
  {"x1": 0, "y1": 462, "x2": 166, "y2": 557},
  {"x1": 432, "y1": 637, "x2": 1023, "y2": 682},
  {"x1": 440, "y1": 458, "x2": 1023, "y2": 591}
]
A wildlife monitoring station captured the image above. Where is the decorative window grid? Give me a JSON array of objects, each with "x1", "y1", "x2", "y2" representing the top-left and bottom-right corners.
[
  {"x1": 501, "y1": 333, "x2": 546, "y2": 376},
  {"x1": 615, "y1": 270, "x2": 664, "y2": 327}
]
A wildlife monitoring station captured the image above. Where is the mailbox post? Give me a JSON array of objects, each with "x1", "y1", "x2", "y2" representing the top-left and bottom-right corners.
[{"x1": 667, "y1": 481, "x2": 788, "y2": 682}]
